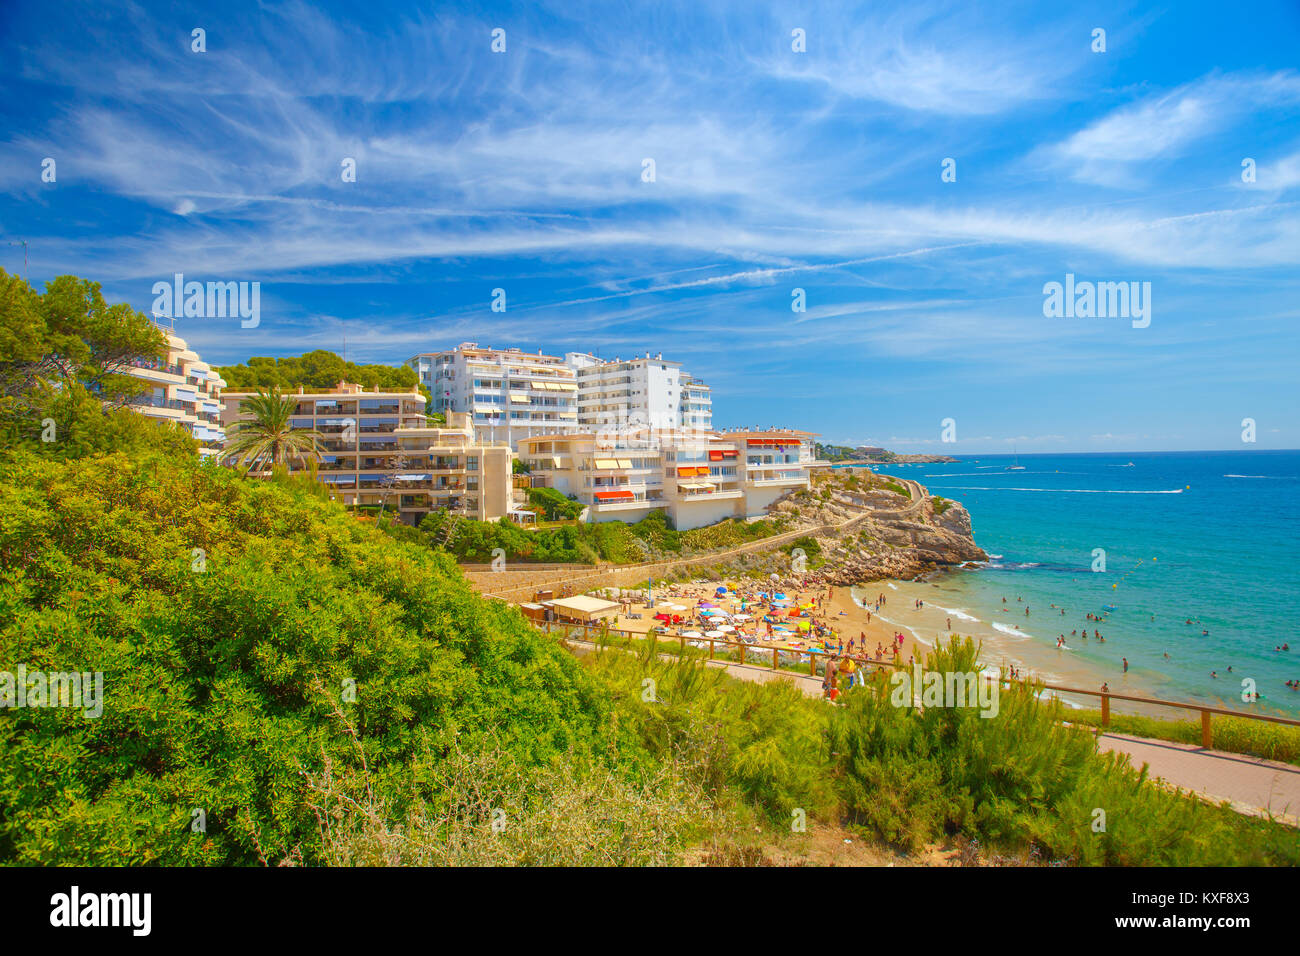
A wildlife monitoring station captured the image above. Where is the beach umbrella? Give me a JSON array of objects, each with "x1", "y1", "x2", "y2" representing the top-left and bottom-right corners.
[
  {"x1": 682, "y1": 630, "x2": 703, "y2": 638},
  {"x1": 787, "y1": 608, "x2": 802, "y2": 617},
  {"x1": 715, "y1": 586, "x2": 727, "y2": 594},
  {"x1": 717, "y1": 624, "x2": 736, "y2": 633},
  {"x1": 731, "y1": 614, "x2": 751, "y2": 621},
  {"x1": 704, "y1": 630, "x2": 724, "y2": 638}
]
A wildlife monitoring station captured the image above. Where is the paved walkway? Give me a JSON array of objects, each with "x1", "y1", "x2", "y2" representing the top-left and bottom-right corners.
[
  {"x1": 565, "y1": 636, "x2": 1300, "y2": 825},
  {"x1": 1096, "y1": 731, "x2": 1300, "y2": 824}
]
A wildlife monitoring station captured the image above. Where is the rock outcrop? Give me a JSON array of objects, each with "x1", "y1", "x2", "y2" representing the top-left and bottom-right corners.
[{"x1": 714, "y1": 472, "x2": 985, "y2": 585}]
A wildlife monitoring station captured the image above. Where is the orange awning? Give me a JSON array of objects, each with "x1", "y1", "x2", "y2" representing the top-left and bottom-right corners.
[{"x1": 594, "y1": 490, "x2": 634, "y2": 501}]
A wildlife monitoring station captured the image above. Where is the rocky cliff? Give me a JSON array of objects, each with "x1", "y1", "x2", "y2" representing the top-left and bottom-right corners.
[{"x1": 714, "y1": 472, "x2": 985, "y2": 585}]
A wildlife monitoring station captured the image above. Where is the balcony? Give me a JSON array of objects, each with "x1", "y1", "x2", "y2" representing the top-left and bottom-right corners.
[
  {"x1": 591, "y1": 497, "x2": 666, "y2": 512},
  {"x1": 746, "y1": 471, "x2": 808, "y2": 486}
]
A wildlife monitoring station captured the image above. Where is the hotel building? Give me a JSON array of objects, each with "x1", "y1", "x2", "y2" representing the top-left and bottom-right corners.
[
  {"x1": 126, "y1": 325, "x2": 227, "y2": 456},
  {"x1": 406, "y1": 344, "x2": 579, "y2": 449},
  {"x1": 220, "y1": 383, "x2": 511, "y2": 524},
  {"x1": 518, "y1": 427, "x2": 827, "y2": 530},
  {"x1": 564, "y1": 352, "x2": 713, "y2": 433},
  {"x1": 721, "y1": 429, "x2": 830, "y2": 514}
]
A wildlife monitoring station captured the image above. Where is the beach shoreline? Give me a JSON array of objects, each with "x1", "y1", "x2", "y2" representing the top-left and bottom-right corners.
[{"x1": 592, "y1": 566, "x2": 1261, "y2": 720}]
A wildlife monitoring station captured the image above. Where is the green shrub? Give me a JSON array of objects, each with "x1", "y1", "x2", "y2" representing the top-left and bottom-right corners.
[
  {"x1": 526, "y1": 486, "x2": 582, "y2": 521},
  {"x1": 0, "y1": 450, "x2": 625, "y2": 865},
  {"x1": 830, "y1": 638, "x2": 1300, "y2": 864}
]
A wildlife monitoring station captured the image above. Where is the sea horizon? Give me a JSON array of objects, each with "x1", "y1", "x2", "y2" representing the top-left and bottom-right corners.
[{"x1": 854, "y1": 449, "x2": 1300, "y2": 716}]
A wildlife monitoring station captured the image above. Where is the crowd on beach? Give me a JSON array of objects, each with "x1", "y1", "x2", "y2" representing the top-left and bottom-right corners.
[
  {"x1": 628, "y1": 579, "x2": 914, "y2": 700},
  {"x1": 594, "y1": 572, "x2": 1300, "y2": 705}
]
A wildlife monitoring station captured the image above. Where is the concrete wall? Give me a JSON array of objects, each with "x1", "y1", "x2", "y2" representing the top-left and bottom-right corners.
[
  {"x1": 671, "y1": 497, "x2": 742, "y2": 530},
  {"x1": 743, "y1": 484, "x2": 791, "y2": 517},
  {"x1": 589, "y1": 503, "x2": 663, "y2": 524}
]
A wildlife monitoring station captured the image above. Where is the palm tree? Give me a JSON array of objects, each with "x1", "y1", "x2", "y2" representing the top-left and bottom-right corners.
[{"x1": 224, "y1": 387, "x2": 324, "y2": 473}]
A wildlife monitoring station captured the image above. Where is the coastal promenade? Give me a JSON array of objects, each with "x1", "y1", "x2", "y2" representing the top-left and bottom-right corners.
[
  {"x1": 562, "y1": 630, "x2": 1300, "y2": 825},
  {"x1": 1095, "y1": 732, "x2": 1300, "y2": 825}
]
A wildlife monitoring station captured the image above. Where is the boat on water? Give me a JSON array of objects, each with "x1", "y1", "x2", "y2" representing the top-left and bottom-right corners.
[
  {"x1": 1122, "y1": 461, "x2": 1135, "y2": 467},
  {"x1": 1005, "y1": 446, "x2": 1025, "y2": 471}
]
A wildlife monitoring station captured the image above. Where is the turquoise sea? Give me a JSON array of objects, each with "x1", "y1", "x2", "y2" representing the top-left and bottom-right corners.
[{"x1": 847, "y1": 451, "x2": 1300, "y2": 716}]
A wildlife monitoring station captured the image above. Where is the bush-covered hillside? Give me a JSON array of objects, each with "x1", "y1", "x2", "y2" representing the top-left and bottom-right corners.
[
  {"x1": 412, "y1": 507, "x2": 791, "y2": 566},
  {"x1": 0, "y1": 451, "x2": 638, "y2": 865}
]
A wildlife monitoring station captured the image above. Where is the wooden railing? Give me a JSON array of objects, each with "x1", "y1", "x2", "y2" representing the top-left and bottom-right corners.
[{"x1": 533, "y1": 619, "x2": 1300, "y2": 749}]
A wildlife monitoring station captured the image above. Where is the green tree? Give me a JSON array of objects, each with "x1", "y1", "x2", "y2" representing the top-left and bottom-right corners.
[
  {"x1": 224, "y1": 387, "x2": 324, "y2": 472},
  {"x1": 218, "y1": 350, "x2": 420, "y2": 394},
  {"x1": 0, "y1": 269, "x2": 172, "y2": 455}
]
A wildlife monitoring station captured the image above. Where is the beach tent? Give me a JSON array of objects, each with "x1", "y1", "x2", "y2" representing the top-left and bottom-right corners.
[{"x1": 547, "y1": 595, "x2": 621, "y2": 624}]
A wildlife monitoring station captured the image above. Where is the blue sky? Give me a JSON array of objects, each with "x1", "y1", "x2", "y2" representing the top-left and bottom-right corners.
[{"x1": 2, "y1": 0, "x2": 1298, "y2": 453}]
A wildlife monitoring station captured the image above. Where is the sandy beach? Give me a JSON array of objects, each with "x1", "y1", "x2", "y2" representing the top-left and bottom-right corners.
[{"x1": 599, "y1": 576, "x2": 929, "y2": 678}]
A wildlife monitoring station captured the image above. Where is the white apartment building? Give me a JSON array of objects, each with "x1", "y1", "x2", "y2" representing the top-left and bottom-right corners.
[
  {"x1": 126, "y1": 324, "x2": 227, "y2": 456},
  {"x1": 721, "y1": 429, "x2": 831, "y2": 514},
  {"x1": 564, "y1": 352, "x2": 712, "y2": 433},
  {"x1": 406, "y1": 344, "x2": 578, "y2": 449},
  {"x1": 518, "y1": 427, "x2": 827, "y2": 530}
]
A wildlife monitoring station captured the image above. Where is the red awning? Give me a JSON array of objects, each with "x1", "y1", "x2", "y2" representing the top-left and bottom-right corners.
[
  {"x1": 721, "y1": 449, "x2": 738, "y2": 458},
  {"x1": 594, "y1": 490, "x2": 634, "y2": 501}
]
